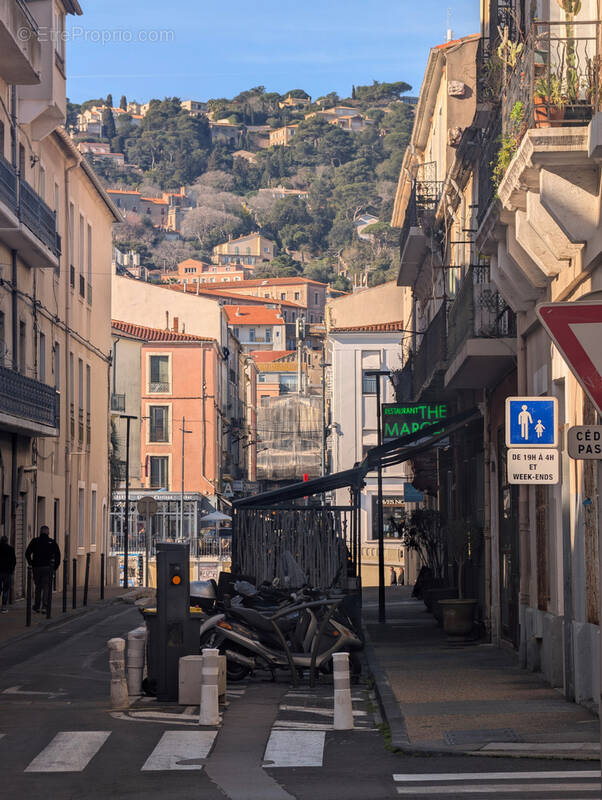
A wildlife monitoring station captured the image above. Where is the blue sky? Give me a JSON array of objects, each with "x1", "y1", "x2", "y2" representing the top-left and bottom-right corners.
[{"x1": 67, "y1": 1, "x2": 480, "y2": 104}]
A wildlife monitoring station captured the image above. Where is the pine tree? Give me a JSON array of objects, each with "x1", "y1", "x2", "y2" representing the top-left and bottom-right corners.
[
  {"x1": 119, "y1": 95, "x2": 127, "y2": 110},
  {"x1": 352, "y1": 85, "x2": 356, "y2": 100},
  {"x1": 105, "y1": 93, "x2": 113, "y2": 108},
  {"x1": 102, "y1": 106, "x2": 116, "y2": 140}
]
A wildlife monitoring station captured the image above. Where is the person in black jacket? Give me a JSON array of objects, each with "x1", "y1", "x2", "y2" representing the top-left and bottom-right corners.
[
  {"x1": 25, "y1": 526, "x2": 61, "y2": 612},
  {"x1": 0, "y1": 535, "x2": 16, "y2": 613}
]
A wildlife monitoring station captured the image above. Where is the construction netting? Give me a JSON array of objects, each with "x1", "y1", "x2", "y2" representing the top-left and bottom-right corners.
[{"x1": 256, "y1": 394, "x2": 322, "y2": 481}]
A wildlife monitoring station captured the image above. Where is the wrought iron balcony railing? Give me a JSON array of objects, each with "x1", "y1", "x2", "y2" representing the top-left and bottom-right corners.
[
  {"x1": 503, "y1": 20, "x2": 600, "y2": 138},
  {"x1": 0, "y1": 155, "x2": 17, "y2": 214},
  {"x1": 19, "y1": 177, "x2": 61, "y2": 256},
  {"x1": 447, "y1": 266, "x2": 517, "y2": 359},
  {"x1": 391, "y1": 357, "x2": 413, "y2": 403},
  {"x1": 0, "y1": 365, "x2": 58, "y2": 429},
  {"x1": 413, "y1": 301, "x2": 447, "y2": 399},
  {"x1": 399, "y1": 176, "x2": 443, "y2": 259}
]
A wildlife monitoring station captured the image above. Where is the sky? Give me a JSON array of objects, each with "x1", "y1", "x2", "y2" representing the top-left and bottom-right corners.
[{"x1": 66, "y1": 1, "x2": 480, "y2": 104}]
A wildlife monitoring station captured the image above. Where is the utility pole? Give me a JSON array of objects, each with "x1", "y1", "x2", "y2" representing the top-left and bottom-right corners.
[
  {"x1": 119, "y1": 414, "x2": 137, "y2": 589},
  {"x1": 296, "y1": 316, "x2": 305, "y2": 395},
  {"x1": 320, "y1": 343, "x2": 331, "y2": 479},
  {"x1": 179, "y1": 417, "x2": 192, "y2": 539},
  {"x1": 365, "y1": 369, "x2": 391, "y2": 624}
]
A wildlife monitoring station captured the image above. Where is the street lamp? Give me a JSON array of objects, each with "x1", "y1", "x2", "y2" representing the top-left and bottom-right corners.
[
  {"x1": 365, "y1": 369, "x2": 391, "y2": 624},
  {"x1": 119, "y1": 414, "x2": 137, "y2": 589}
]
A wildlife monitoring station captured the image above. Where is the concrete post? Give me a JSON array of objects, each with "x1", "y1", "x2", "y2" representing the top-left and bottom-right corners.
[
  {"x1": 179, "y1": 654, "x2": 203, "y2": 706},
  {"x1": 332, "y1": 652, "x2": 353, "y2": 730},
  {"x1": 199, "y1": 648, "x2": 220, "y2": 726},
  {"x1": 108, "y1": 637, "x2": 129, "y2": 709},
  {"x1": 127, "y1": 626, "x2": 147, "y2": 697}
]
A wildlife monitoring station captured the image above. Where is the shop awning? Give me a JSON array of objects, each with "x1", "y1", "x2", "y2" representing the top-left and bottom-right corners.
[{"x1": 234, "y1": 407, "x2": 481, "y2": 508}]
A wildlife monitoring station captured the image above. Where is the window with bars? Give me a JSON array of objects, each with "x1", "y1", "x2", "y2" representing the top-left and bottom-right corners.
[
  {"x1": 149, "y1": 406, "x2": 169, "y2": 442},
  {"x1": 149, "y1": 355, "x2": 170, "y2": 392}
]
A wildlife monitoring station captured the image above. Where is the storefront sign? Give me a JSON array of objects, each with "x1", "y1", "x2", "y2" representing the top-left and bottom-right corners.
[
  {"x1": 507, "y1": 448, "x2": 559, "y2": 484},
  {"x1": 567, "y1": 425, "x2": 602, "y2": 459},
  {"x1": 382, "y1": 403, "x2": 449, "y2": 441},
  {"x1": 404, "y1": 483, "x2": 424, "y2": 503}
]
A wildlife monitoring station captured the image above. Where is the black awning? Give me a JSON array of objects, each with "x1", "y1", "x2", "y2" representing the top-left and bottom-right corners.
[{"x1": 234, "y1": 407, "x2": 481, "y2": 509}]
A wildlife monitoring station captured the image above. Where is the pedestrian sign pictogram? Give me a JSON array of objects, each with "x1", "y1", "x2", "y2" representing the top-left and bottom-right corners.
[{"x1": 505, "y1": 396, "x2": 558, "y2": 448}]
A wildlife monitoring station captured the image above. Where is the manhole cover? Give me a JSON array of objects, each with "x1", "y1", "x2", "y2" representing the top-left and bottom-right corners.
[{"x1": 444, "y1": 728, "x2": 522, "y2": 746}]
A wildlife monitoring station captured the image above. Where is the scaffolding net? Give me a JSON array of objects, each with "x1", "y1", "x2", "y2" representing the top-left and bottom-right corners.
[{"x1": 257, "y1": 394, "x2": 322, "y2": 481}]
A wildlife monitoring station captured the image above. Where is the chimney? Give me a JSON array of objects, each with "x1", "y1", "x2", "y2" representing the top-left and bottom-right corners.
[{"x1": 173, "y1": 317, "x2": 179, "y2": 332}]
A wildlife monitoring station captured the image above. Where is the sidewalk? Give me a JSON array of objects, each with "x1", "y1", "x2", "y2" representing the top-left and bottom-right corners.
[
  {"x1": 363, "y1": 585, "x2": 600, "y2": 760},
  {"x1": 0, "y1": 584, "x2": 150, "y2": 647}
]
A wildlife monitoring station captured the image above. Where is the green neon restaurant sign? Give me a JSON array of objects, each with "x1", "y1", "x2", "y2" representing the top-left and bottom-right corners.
[{"x1": 382, "y1": 403, "x2": 449, "y2": 441}]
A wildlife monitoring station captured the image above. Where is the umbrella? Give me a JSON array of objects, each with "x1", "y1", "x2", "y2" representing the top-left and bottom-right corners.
[{"x1": 200, "y1": 510, "x2": 232, "y2": 525}]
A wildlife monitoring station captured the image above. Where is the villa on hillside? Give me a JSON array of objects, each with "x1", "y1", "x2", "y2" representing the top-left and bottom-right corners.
[{"x1": 212, "y1": 233, "x2": 276, "y2": 266}]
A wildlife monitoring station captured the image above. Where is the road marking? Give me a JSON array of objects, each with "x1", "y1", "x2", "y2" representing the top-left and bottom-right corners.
[
  {"x1": 263, "y1": 730, "x2": 325, "y2": 768},
  {"x1": 141, "y1": 730, "x2": 217, "y2": 771},
  {"x1": 395, "y1": 784, "x2": 600, "y2": 795},
  {"x1": 393, "y1": 771, "x2": 601, "y2": 782},
  {"x1": 110, "y1": 712, "x2": 198, "y2": 726},
  {"x1": 2, "y1": 686, "x2": 67, "y2": 699},
  {"x1": 25, "y1": 731, "x2": 110, "y2": 772},
  {"x1": 279, "y1": 704, "x2": 366, "y2": 717}
]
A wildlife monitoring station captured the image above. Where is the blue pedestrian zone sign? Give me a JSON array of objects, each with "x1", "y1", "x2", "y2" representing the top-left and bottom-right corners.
[{"x1": 505, "y1": 396, "x2": 558, "y2": 448}]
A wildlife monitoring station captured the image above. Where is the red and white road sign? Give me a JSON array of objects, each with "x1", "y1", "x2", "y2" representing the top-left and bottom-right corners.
[{"x1": 536, "y1": 302, "x2": 602, "y2": 417}]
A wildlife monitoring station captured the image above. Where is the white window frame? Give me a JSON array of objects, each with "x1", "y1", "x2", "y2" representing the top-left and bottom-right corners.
[
  {"x1": 146, "y1": 403, "x2": 172, "y2": 444},
  {"x1": 146, "y1": 352, "x2": 172, "y2": 395},
  {"x1": 149, "y1": 454, "x2": 171, "y2": 490}
]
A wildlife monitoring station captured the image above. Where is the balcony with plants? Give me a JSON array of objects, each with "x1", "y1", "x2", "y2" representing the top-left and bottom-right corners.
[{"x1": 445, "y1": 265, "x2": 517, "y2": 390}]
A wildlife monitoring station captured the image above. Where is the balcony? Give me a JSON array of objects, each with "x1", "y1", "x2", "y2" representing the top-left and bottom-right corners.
[
  {"x1": 503, "y1": 20, "x2": 600, "y2": 139},
  {"x1": 0, "y1": 0, "x2": 41, "y2": 84},
  {"x1": 398, "y1": 177, "x2": 443, "y2": 287},
  {"x1": 391, "y1": 358, "x2": 413, "y2": 403},
  {"x1": 413, "y1": 302, "x2": 447, "y2": 401},
  {"x1": 0, "y1": 364, "x2": 59, "y2": 436},
  {"x1": 445, "y1": 266, "x2": 517, "y2": 390}
]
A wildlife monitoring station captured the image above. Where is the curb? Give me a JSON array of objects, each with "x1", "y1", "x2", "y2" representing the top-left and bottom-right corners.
[
  {"x1": 362, "y1": 622, "x2": 599, "y2": 761},
  {"x1": 0, "y1": 588, "x2": 142, "y2": 650}
]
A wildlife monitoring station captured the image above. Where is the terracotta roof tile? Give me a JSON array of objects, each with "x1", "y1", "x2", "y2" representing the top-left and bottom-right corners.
[
  {"x1": 112, "y1": 319, "x2": 214, "y2": 342},
  {"x1": 164, "y1": 283, "x2": 303, "y2": 307},
  {"x1": 224, "y1": 305, "x2": 285, "y2": 325},
  {"x1": 249, "y1": 350, "x2": 296, "y2": 362},
  {"x1": 330, "y1": 321, "x2": 405, "y2": 333}
]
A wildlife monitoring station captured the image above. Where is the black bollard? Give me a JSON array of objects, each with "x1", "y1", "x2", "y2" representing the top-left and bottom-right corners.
[
  {"x1": 83, "y1": 553, "x2": 90, "y2": 606},
  {"x1": 26, "y1": 566, "x2": 32, "y2": 627},
  {"x1": 100, "y1": 553, "x2": 105, "y2": 600},
  {"x1": 72, "y1": 558, "x2": 77, "y2": 609},
  {"x1": 46, "y1": 558, "x2": 54, "y2": 619},
  {"x1": 62, "y1": 560, "x2": 67, "y2": 613}
]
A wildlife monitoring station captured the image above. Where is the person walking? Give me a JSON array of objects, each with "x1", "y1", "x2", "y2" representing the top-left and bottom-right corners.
[
  {"x1": 0, "y1": 535, "x2": 16, "y2": 613},
  {"x1": 398, "y1": 566, "x2": 405, "y2": 587},
  {"x1": 25, "y1": 526, "x2": 61, "y2": 612},
  {"x1": 390, "y1": 566, "x2": 397, "y2": 587}
]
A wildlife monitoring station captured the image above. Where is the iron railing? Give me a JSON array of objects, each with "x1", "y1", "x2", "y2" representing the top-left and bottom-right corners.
[
  {"x1": 392, "y1": 357, "x2": 413, "y2": 403},
  {"x1": 477, "y1": 114, "x2": 501, "y2": 226},
  {"x1": 19, "y1": 178, "x2": 60, "y2": 256},
  {"x1": 399, "y1": 177, "x2": 443, "y2": 259},
  {"x1": 0, "y1": 365, "x2": 58, "y2": 428},
  {"x1": 503, "y1": 20, "x2": 601, "y2": 137},
  {"x1": 0, "y1": 155, "x2": 17, "y2": 214},
  {"x1": 16, "y1": 0, "x2": 39, "y2": 33},
  {"x1": 413, "y1": 301, "x2": 447, "y2": 399},
  {"x1": 149, "y1": 381, "x2": 170, "y2": 393},
  {"x1": 447, "y1": 266, "x2": 517, "y2": 358}
]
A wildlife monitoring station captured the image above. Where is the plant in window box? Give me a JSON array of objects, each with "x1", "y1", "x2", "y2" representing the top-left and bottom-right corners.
[{"x1": 533, "y1": 73, "x2": 567, "y2": 126}]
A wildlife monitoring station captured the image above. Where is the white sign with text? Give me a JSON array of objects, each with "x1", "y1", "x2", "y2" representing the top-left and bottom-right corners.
[{"x1": 507, "y1": 448, "x2": 560, "y2": 484}]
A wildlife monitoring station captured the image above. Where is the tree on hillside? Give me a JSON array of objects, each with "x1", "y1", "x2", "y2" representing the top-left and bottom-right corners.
[
  {"x1": 120, "y1": 95, "x2": 127, "y2": 110},
  {"x1": 254, "y1": 253, "x2": 302, "y2": 278},
  {"x1": 317, "y1": 126, "x2": 356, "y2": 167},
  {"x1": 192, "y1": 170, "x2": 235, "y2": 192},
  {"x1": 106, "y1": 93, "x2": 113, "y2": 108},
  {"x1": 180, "y1": 206, "x2": 244, "y2": 248},
  {"x1": 102, "y1": 107, "x2": 116, "y2": 140},
  {"x1": 66, "y1": 99, "x2": 80, "y2": 130},
  {"x1": 354, "y1": 80, "x2": 411, "y2": 105}
]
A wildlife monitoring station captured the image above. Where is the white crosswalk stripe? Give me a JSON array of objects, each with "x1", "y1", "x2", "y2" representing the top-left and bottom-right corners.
[
  {"x1": 25, "y1": 731, "x2": 111, "y2": 773},
  {"x1": 263, "y1": 730, "x2": 326, "y2": 767},
  {"x1": 141, "y1": 730, "x2": 217, "y2": 771},
  {"x1": 393, "y1": 770, "x2": 601, "y2": 796}
]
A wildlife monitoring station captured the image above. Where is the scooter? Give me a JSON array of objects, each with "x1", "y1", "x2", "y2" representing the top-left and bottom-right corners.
[{"x1": 199, "y1": 594, "x2": 363, "y2": 682}]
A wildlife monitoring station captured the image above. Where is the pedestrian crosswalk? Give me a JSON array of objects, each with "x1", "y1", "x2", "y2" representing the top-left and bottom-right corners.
[
  {"x1": 141, "y1": 730, "x2": 217, "y2": 771},
  {"x1": 392, "y1": 770, "x2": 602, "y2": 797},
  {"x1": 25, "y1": 732, "x2": 111, "y2": 773}
]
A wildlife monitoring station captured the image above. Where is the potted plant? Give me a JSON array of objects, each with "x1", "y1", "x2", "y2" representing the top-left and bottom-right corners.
[
  {"x1": 439, "y1": 519, "x2": 479, "y2": 638},
  {"x1": 400, "y1": 508, "x2": 449, "y2": 609},
  {"x1": 534, "y1": 73, "x2": 566, "y2": 126}
]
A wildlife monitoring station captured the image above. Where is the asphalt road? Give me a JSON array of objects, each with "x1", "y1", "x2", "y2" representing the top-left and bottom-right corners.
[{"x1": 0, "y1": 602, "x2": 599, "y2": 800}]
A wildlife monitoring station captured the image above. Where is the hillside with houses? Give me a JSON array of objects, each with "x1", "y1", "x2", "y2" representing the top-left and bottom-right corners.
[{"x1": 67, "y1": 83, "x2": 415, "y2": 290}]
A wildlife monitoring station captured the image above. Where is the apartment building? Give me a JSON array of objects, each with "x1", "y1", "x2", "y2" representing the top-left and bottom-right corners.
[
  {"x1": 225, "y1": 305, "x2": 286, "y2": 352},
  {"x1": 0, "y1": 0, "x2": 121, "y2": 594},
  {"x1": 212, "y1": 233, "x2": 276, "y2": 266},
  {"x1": 160, "y1": 258, "x2": 253, "y2": 285}
]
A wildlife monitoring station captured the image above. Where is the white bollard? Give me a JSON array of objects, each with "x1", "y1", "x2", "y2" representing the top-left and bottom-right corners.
[
  {"x1": 199, "y1": 648, "x2": 220, "y2": 726},
  {"x1": 108, "y1": 637, "x2": 130, "y2": 709},
  {"x1": 179, "y1": 655, "x2": 203, "y2": 706},
  {"x1": 127, "y1": 626, "x2": 147, "y2": 697},
  {"x1": 332, "y1": 652, "x2": 354, "y2": 730}
]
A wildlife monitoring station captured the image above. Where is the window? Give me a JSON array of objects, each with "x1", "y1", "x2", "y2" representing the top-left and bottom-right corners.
[
  {"x1": 314, "y1": 292, "x2": 319, "y2": 304},
  {"x1": 53, "y1": 342, "x2": 60, "y2": 390},
  {"x1": 78, "y1": 487, "x2": 85, "y2": 548},
  {"x1": 87, "y1": 224, "x2": 92, "y2": 302},
  {"x1": 39, "y1": 332, "x2": 46, "y2": 382},
  {"x1": 234, "y1": 246, "x2": 239, "y2": 254},
  {"x1": 150, "y1": 456, "x2": 169, "y2": 489},
  {"x1": 294, "y1": 292, "x2": 300, "y2": 301},
  {"x1": 249, "y1": 328, "x2": 256, "y2": 342},
  {"x1": 79, "y1": 214, "x2": 85, "y2": 277},
  {"x1": 19, "y1": 321, "x2": 26, "y2": 373},
  {"x1": 149, "y1": 355, "x2": 170, "y2": 392},
  {"x1": 362, "y1": 371, "x2": 377, "y2": 395},
  {"x1": 246, "y1": 247, "x2": 251, "y2": 255},
  {"x1": 90, "y1": 490, "x2": 97, "y2": 547},
  {"x1": 280, "y1": 292, "x2": 286, "y2": 300},
  {"x1": 149, "y1": 406, "x2": 169, "y2": 442},
  {"x1": 233, "y1": 327, "x2": 239, "y2": 338},
  {"x1": 68, "y1": 203, "x2": 74, "y2": 282},
  {"x1": 264, "y1": 293, "x2": 270, "y2": 298},
  {"x1": 310, "y1": 314, "x2": 314, "y2": 323},
  {"x1": 266, "y1": 329, "x2": 272, "y2": 343},
  {"x1": 78, "y1": 358, "x2": 84, "y2": 441}
]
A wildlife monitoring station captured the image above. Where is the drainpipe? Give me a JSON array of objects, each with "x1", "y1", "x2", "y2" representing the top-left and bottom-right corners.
[
  {"x1": 64, "y1": 158, "x2": 78, "y2": 571},
  {"x1": 517, "y1": 322, "x2": 530, "y2": 667}
]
